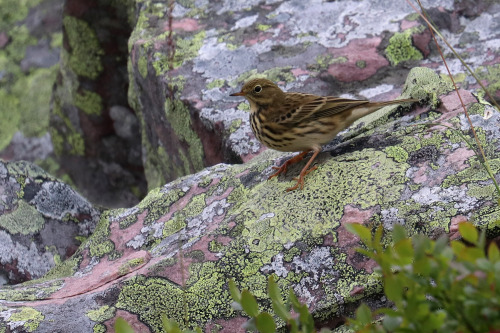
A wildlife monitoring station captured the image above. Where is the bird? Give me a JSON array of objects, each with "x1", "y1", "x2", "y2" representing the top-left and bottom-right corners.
[{"x1": 230, "y1": 78, "x2": 417, "y2": 191}]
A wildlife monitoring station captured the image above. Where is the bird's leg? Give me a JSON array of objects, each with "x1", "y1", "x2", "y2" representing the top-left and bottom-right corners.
[
  {"x1": 268, "y1": 150, "x2": 310, "y2": 180},
  {"x1": 286, "y1": 149, "x2": 320, "y2": 192}
]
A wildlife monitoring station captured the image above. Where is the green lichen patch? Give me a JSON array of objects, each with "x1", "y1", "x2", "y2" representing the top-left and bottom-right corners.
[
  {"x1": 74, "y1": 89, "x2": 103, "y2": 116},
  {"x1": 117, "y1": 274, "x2": 233, "y2": 331},
  {"x1": 87, "y1": 212, "x2": 114, "y2": 258},
  {"x1": 87, "y1": 305, "x2": 116, "y2": 322},
  {"x1": 401, "y1": 67, "x2": 454, "y2": 103},
  {"x1": 0, "y1": 279, "x2": 63, "y2": 301},
  {"x1": 13, "y1": 67, "x2": 58, "y2": 137},
  {"x1": 475, "y1": 64, "x2": 500, "y2": 99},
  {"x1": 63, "y1": 16, "x2": 104, "y2": 79},
  {"x1": 384, "y1": 146, "x2": 409, "y2": 163},
  {"x1": 0, "y1": 90, "x2": 20, "y2": 151},
  {"x1": 8, "y1": 307, "x2": 43, "y2": 332},
  {"x1": 385, "y1": 26, "x2": 424, "y2": 66},
  {"x1": 0, "y1": 200, "x2": 45, "y2": 235},
  {"x1": 164, "y1": 99, "x2": 204, "y2": 173},
  {"x1": 0, "y1": 0, "x2": 41, "y2": 30},
  {"x1": 118, "y1": 258, "x2": 146, "y2": 276}
]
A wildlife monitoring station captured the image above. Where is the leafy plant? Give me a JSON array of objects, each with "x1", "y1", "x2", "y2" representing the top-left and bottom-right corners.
[
  {"x1": 346, "y1": 222, "x2": 500, "y2": 333},
  {"x1": 229, "y1": 275, "x2": 331, "y2": 333}
]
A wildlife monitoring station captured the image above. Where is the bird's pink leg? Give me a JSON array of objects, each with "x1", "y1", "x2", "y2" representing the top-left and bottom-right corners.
[
  {"x1": 268, "y1": 150, "x2": 310, "y2": 180},
  {"x1": 285, "y1": 149, "x2": 320, "y2": 192}
]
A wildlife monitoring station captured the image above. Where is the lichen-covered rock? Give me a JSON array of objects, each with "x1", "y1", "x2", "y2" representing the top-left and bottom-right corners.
[
  {"x1": 128, "y1": 0, "x2": 500, "y2": 190},
  {"x1": 0, "y1": 68, "x2": 499, "y2": 332},
  {"x1": 0, "y1": 160, "x2": 100, "y2": 285},
  {"x1": 49, "y1": 0, "x2": 146, "y2": 208},
  {"x1": 0, "y1": 0, "x2": 62, "y2": 163}
]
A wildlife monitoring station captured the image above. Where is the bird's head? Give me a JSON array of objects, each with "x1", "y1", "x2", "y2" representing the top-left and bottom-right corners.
[{"x1": 230, "y1": 78, "x2": 285, "y2": 108}]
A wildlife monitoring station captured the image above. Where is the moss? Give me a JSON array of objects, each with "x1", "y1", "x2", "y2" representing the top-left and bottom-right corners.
[
  {"x1": 385, "y1": 27, "x2": 424, "y2": 66},
  {"x1": 86, "y1": 305, "x2": 116, "y2": 322},
  {"x1": 0, "y1": 200, "x2": 45, "y2": 235},
  {"x1": 63, "y1": 16, "x2": 104, "y2": 79},
  {"x1": 8, "y1": 307, "x2": 43, "y2": 332},
  {"x1": 74, "y1": 89, "x2": 103, "y2": 116}
]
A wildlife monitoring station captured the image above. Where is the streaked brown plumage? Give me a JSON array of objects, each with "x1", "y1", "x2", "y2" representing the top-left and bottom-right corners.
[{"x1": 230, "y1": 78, "x2": 417, "y2": 191}]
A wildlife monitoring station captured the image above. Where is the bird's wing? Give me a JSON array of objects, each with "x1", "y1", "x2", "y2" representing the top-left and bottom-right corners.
[{"x1": 274, "y1": 93, "x2": 370, "y2": 125}]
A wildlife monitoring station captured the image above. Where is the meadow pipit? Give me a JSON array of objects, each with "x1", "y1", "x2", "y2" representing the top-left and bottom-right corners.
[{"x1": 231, "y1": 78, "x2": 417, "y2": 191}]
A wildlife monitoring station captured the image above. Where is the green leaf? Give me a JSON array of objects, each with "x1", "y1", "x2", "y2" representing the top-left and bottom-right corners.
[
  {"x1": 255, "y1": 312, "x2": 276, "y2": 333},
  {"x1": 114, "y1": 317, "x2": 135, "y2": 333},
  {"x1": 355, "y1": 303, "x2": 373, "y2": 325},
  {"x1": 384, "y1": 274, "x2": 404, "y2": 304},
  {"x1": 345, "y1": 223, "x2": 373, "y2": 247},
  {"x1": 297, "y1": 304, "x2": 315, "y2": 333},
  {"x1": 488, "y1": 242, "x2": 500, "y2": 262},
  {"x1": 267, "y1": 275, "x2": 281, "y2": 303},
  {"x1": 392, "y1": 224, "x2": 407, "y2": 243},
  {"x1": 288, "y1": 289, "x2": 301, "y2": 311},
  {"x1": 241, "y1": 290, "x2": 260, "y2": 317},
  {"x1": 268, "y1": 275, "x2": 290, "y2": 321},
  {"x1": 458, "y1": 222, "x2": 478, "y2": 244},
  {"x1": 382, "y1": 315, "x2": 402, "y2": 330},
  {"x1": 161, "y1": 315, "x2": 182, "y2": 333},
  {"x1": 228, "y1": 279, "x2": 241, "y2": 303},
  {"x1": 394, "y1": 238, "x2": 414, "y2": 264}
]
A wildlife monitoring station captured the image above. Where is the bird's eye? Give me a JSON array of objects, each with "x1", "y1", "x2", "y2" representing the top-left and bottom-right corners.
[{"x1": 253, "y1": 85, "x2": 262, "y2": 93}]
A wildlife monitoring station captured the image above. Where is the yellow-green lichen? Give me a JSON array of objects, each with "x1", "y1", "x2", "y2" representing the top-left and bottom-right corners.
[
  {"x1": 237, "y1": 102, "x2": 249, "y2": 111},
  {"x1": 93, "y1": 324, "x2": 106, "y2": 333},
  {"x1": 138, "y1": 52, "x2": 149, "y2": 79},
  {"x1": 0, "y1": 200, "x2": 45, "y2": 235},
  {"x1": 0, "y1": 90, "x2": 20, "y2": 150},
  {"x1": 356, "y1": 60, "x2": 367, "y2": 69},
  {"x1": 206, "y1": 78, "x2": 225, "y2": 89},
  {"x1": 118, "y1": 258, "x2": 146, "y2": 276},
  {"x1": 8, "y1": 307, "x2": 43, "y2": 332},
  {"x1": 384, "y1": 146, "x2": 408, "y2": 163},
  {"x1": 14, "y1": 67, "x2": 58, "y2": 137},
  {"x1": 87, "y1": 305, "x2": 116, "y2": 322},
  {"x1": 257, "y1": 24, "x2": 271, "y2": 31},
  {"x1": 0, "y1": 0, "x2": 41, "y2": 30},
  {"x1": 63, "y1": 16, "x2": 104, "y2": 79},
  {"x1": 0, "y1": 279, "x2": 63, "y2": 301},
  {"x1": 164, "y1": 98, "x2": 204, "y2": 173},
  {"x1": 475, "y1": 64, "x2": 500, "y2": 98},
  {"x1": 87, "y1": 212, "x2": 114, "y2": 258},
  {"x1": 74, "y1": 89, "x2": 103, "y2": 116},
  {"x1": 385, "y1": 27, "x2": 424, "y2": 66},
  {"x1": 117, "y1": 274, "x2": 232, "y2": 331}
]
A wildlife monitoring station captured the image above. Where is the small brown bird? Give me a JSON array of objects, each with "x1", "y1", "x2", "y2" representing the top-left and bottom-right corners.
[{"x1": 230, "y1": 78, "x2": 416, "y2": 191}]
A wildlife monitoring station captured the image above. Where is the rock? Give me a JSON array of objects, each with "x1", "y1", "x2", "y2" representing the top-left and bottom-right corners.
[
  {"x1": 0, "y1": 160, "x2": 100, "y2": 285},
  {"x1": 49, "y1": 0, "x2": 146, "y2": 208},
  {"x1": 127, "y1": 0, "x2": 500, "y2": 193},
  {"x1": 0, "y1": 67, "x2": 499, "y2": 332}
]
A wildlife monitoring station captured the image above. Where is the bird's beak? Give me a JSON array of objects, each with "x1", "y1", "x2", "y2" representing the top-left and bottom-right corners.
[{"x1": 230, "y1": 91, "x2": 245, "y2": 97}]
